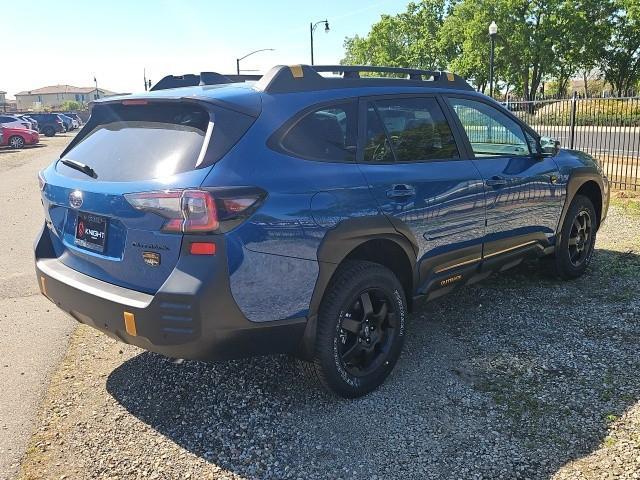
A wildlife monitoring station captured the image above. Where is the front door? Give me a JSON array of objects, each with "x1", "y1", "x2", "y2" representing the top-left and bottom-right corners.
[
  {"x1": 445, "y1": 96, "x2": 564, "y2": 257},
  {"x1": 356, "y1": 95, "x2": 486, "y2": 293}
]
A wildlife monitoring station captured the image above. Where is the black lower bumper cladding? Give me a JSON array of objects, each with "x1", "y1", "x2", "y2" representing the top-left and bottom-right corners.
[{"x1": 34, "y1": 225, "x2": 306, "y2": 361}]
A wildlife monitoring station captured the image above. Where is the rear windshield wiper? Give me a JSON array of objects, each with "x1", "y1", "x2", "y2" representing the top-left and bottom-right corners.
[{"x1": 59, "y1": 158, "x2": 97, "y2": 179}]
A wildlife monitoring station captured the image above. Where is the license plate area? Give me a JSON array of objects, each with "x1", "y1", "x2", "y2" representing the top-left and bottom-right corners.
[{"x1": 74, "y1": 212, "x2": 107, "y2": 252}]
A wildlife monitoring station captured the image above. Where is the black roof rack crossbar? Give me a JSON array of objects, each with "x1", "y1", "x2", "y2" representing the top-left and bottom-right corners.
[
  {"x1": 255, "y1": 64, "x2": 474, "y2": 93},
  {"x1": 150, "y1": 72, "x2": 262, "y2": 91},
  {"x1": 312, "y1": 65, "x2": 437, "y2": 80}
]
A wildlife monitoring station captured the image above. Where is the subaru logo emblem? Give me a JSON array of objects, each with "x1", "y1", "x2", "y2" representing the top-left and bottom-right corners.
[{"x1": 69, "y1": 190, "x2": 83, "y2": 209}]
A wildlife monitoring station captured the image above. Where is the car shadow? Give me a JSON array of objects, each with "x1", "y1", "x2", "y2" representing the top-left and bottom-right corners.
[
  {"x1": 0, "y1": 148, "x2": 20, "y2": 155},
  {"x1": 0, "y1": 144, "x2": 46, "y2": 154},
  {"x1": 106, "y1": 248, "x2": 640, "y2": 479}
]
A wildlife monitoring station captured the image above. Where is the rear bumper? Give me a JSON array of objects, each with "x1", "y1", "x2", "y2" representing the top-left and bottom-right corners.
[{"x1": 34, "y1": 225, "x2": 306, "y2": 361}]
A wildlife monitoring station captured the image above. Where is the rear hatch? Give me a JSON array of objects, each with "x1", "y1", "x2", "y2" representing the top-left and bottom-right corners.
[{"x1": 40, "y1": 99, "x2": 255, "y2": 293}]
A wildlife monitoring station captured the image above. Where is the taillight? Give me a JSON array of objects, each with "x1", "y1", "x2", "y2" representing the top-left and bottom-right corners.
[{"x1": 124, "y1": 188, "x2": 264, "y2": 234}]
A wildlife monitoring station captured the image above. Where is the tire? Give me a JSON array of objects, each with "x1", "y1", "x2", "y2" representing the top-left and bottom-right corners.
[
  {"x1": 44, "y1": 127, "x2": 55, "y2": 137},
  {"x1": 303, "y1": 260, "x2": 407, "y2": 398},
  {"x1": 551, "y1": 194, "x2": 597, "y2": 279},
  {"x1": 8, "y1": 136, "x2": 24, "y2": 149}
]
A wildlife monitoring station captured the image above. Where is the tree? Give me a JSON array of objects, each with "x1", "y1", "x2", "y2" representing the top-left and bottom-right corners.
[
  {"x1": 601, "y1": 0, "x2": 640, "y2": 96},
  {"x1": 440, "y1": 0, "x2": 586, "y2": 100},
  {"x1": 60, "y1": 100, "x2": 83, "y2": 111},
  {"x1": 342, "y1": 0, "x2": 640, "y2": 99},
  {"x1": 342, "y1": 0, "x2": 449, "y2": 72},
  {"x1": 549, "y1": 0, "x2": 612, "y2": 98}
]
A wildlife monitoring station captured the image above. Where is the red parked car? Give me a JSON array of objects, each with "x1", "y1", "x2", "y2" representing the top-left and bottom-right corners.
[{"x1": 0, "y1": 126, "x2": 39, "y2": 149}]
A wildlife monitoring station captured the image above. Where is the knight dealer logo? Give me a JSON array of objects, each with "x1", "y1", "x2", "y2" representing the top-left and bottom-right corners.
[
  {"x1": 69, "y1": 190, "x2": 83, "y2": 209},
  {"x1": 77, "y1": 219, "x2": 85, "y2": 239}
]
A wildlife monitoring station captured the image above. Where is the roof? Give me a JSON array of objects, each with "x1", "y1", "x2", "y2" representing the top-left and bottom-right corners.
[
  {"x1": 91, "y1": 64, "x2": 474, "y2": 118},
  {"x1": 15, "y1": 85, "x2": 117, "y2": 96}
]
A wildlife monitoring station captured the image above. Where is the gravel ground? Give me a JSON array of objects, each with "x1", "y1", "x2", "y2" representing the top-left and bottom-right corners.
[
  {"x1": 18, "y1": 203, "x2": 640, "y2": 480},
  {"x1": 0, "y1": 135, "x2": 77, "y2": 479}
]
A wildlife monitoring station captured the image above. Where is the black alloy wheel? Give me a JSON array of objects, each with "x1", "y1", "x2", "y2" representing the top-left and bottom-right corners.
[
  {"x1": 568, "y1": 209, "x2": 593, "y2": 267},
  {"x1": 338, "y1": 288, "x2": 399, "y2": 377},
  {"x1": 551, "y1": 194, "x2": 597, "y2": 279},
  {"x1": 303, "y1": 260, "x2": 407, "y2": 398}
]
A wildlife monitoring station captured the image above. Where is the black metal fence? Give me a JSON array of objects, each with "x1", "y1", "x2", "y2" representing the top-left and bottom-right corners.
[{"x1": 505, "y1": 94, "x2": 640, "y2": 190}]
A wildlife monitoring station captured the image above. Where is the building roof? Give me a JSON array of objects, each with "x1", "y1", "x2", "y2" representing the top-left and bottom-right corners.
[{"x1": 15, "y1": 85, "x2": 117, "y2": 96}]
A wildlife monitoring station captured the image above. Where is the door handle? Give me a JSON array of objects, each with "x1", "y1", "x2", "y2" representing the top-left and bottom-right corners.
[
  {"x1": 386, "y1": 184, "x2": 416, "y2": 199},
  {"x1": 485, "y1": 176, "x2": 508, "y2": 188}
]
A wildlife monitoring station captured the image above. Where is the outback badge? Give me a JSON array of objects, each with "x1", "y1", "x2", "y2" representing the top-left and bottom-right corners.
[{"x1": 142, "y1": 251, "x2": 161, "y2": 267}]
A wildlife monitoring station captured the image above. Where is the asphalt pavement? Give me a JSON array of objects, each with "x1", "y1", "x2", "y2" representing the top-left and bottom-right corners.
[{"x1": 0, "y1": 134, "x2": 76, "y2": 479}]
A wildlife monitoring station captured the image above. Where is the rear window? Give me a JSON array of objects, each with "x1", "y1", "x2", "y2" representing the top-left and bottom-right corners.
[{"x1": 58, "y1": 102, "x2": 253, "y2": 182}]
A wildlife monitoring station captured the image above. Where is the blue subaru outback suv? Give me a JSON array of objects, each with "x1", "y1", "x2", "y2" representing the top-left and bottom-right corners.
[{"x1": 35, "y1": 65, "x2": 609, "y2": 398}]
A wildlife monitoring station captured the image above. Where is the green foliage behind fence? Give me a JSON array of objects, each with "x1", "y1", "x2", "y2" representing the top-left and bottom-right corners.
[{"x1": 511, "y1": 99, "x2": 640, "y2": 127}]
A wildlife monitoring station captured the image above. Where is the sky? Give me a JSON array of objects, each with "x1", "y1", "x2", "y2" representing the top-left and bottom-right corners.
[{"x1": 2, "y1": 0, "x2": 407, "y2": 99}]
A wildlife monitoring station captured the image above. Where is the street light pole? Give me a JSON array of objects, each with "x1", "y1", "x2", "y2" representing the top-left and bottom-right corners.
[
  {"x1": 310, "y1": 19, "x2": 330, "y2": 65},
  {"x1": 94, "y1": 75, "x2": 99, "y2": 100},
  {"x1": 236, "y1": 48, "x2": 275, "y2": 75},
  {"x1": 489, "y1": 21, "x2": 497, "y2": 98}
]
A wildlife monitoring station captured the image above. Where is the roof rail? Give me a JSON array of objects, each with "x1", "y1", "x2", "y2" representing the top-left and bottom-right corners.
[
  {"x1": 150, "y1": 72, "x2": 262, "y2": 91},
  {"x1": 255, "y1": 64, "x2": 473, "y2": 94}
]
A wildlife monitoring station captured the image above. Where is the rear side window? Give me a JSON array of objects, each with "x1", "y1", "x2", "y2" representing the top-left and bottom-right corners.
[
  {"x1": 277, "y1": 102, "x2": 357, "y2": 162},
  {"x1": 364, "y1": 97, "x2": 459, "y2": 163},
  {"x1": 58, "y1": 102, "x2": 254, "y2": 182}
]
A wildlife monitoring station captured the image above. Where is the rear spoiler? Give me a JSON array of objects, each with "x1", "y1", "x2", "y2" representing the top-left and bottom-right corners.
[{"x1": 150, "y1": 72, "x2": 262, "y2": 91}]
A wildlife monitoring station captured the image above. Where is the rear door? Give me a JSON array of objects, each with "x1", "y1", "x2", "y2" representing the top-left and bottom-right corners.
[
  {"x1": 444, "y1": 96, "x2": 563, "y2": 257},
  {"x1": 41, "y1": 100, "x2": 254, "y2": 293},
  {"x1": 356, "y1": 94, "x2": 486, "y2": 292}
]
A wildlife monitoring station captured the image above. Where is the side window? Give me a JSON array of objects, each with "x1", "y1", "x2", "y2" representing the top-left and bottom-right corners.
[
  {"x1": 448, "y1": 98, "x2": 530, "y2": 157},
  {"x1": 365, "y1": 97, "x2": 459, "y2": 163},
  {"x1": 364, "y1": 105, "x2": 394, "y2": 163},
  {"x1": 279, "y1": 102, "x2": 357, "y2": 162}
]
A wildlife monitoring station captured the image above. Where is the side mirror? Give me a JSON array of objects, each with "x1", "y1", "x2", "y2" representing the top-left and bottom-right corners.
[{"x1": 539, "y1": 136, "x2": 560, "y2": 156}]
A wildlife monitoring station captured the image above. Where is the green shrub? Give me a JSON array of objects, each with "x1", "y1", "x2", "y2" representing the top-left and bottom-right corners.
[{"x1": 520, "y1": 99, "x2": 640, "y2": 126}]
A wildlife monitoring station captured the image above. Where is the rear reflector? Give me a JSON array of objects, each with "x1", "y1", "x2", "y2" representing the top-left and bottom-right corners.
[
  {"x1": 40, "y1": 276, "x2": 49, "y2": 298},
  {"x1": 190, "y1": 242, "x2": 216, "y2": 255},
  {"x1": 123, "y1": 312, "x2": 137, "y2": 336}
]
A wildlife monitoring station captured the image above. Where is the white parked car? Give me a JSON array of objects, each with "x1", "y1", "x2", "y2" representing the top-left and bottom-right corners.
[{"x1": 0, "y1": 115, "x2": 29, "y2": 129}]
